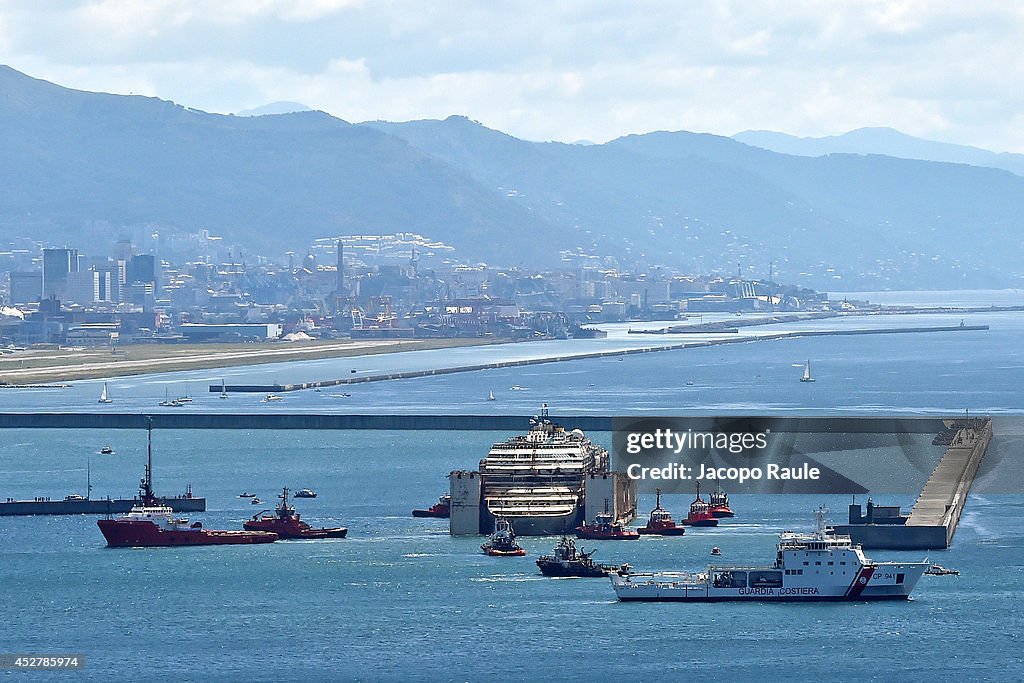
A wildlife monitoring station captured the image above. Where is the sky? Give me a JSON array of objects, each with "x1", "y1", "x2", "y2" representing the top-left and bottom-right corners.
[{"x1": 1, "y1": 0, "x2": 1023, "y2": 151}]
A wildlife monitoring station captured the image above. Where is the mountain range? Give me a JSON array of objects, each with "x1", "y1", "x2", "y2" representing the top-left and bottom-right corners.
[{"x1": 2, "y1": 65, "x2": 1023, "y2": 290}]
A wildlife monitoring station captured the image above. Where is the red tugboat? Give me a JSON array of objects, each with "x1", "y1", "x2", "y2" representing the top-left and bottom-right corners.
[
  {"x1": 708, "y1": 478, "x2": 735, "y2": 518},
  {"x1": 679, "y1": 482, "x2": 719, "y2": 527},
  {"x1": 575, "y1": 503, "x2": 641, "y2": 540},
  {"x1": 481, "y1": 516, "x2": 526, "y2": 556},
  {"x1": 637, "y1": 489, "x2": 686, "y2": 536},
  {"x1": 244, "y1": 487, "x2": 348, "y2": 539},
  {"x1": 412, "y1": 492, "x2": 451, "y2": 518},
  {"x1": 97, "y1": 421, "x2": 278, "y2": 548}
]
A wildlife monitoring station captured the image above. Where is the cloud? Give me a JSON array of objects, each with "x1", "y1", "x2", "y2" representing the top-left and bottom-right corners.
[{"x1": 2, "y1": 1, "x2": 1023, "y2": 150}]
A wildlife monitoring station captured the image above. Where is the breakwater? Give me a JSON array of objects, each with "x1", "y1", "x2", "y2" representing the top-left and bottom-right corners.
[
  {"x1": 209, "y1": 323, "x2": 989, "y2": 393},
  {"x1": 0, "y1": 414, "x2": 953, "y2": 432}
]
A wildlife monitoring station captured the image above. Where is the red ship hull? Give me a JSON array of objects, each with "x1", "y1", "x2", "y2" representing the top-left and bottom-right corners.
[
  {"x1": 98, "y1": 519, "x2": 278, "y2": 547},
  {"x1": 243, "y1": 519, "x2": 348, "y2": 539},
  {"x1": 575, "y1": 527, "x2": 641, "y2": 540},
  {"x1": 411, "y1": 505, "x2": 450, "y2": 518},
  {"x1": 680, "y1": 515, "x2": 719, "y2": 527},
  {"x1": 709, "y1": 506, "x2": 735, "y2": 518},
  {"x1": 482, "y1": 547, "x2": 527, "y2": 557},
  {"x1": 637, "y1": 524, "x2": 686, "y2": 536}
]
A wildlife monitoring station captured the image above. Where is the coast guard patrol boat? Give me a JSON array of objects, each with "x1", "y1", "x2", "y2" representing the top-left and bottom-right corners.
[{"x1": 611, "y1": 507, "x2": 928, "y2": 602}]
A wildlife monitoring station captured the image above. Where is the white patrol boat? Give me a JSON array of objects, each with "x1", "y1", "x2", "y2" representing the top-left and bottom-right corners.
[{"x1": 611, "y1": 507, "x2": 928, "y2": 602}]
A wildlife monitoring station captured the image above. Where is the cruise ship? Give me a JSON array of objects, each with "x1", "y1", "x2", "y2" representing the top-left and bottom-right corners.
[
  {"x1": 449, "y1": 405, "x2": 635, "y2": 535},
  {"x1": 611, "y1": 508, "x2": 929, "y2": 602}
]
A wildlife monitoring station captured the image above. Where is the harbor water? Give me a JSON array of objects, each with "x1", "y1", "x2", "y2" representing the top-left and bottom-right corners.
[{"x1": 1, "y1": 291, "x2": 1023, "y2": 680}]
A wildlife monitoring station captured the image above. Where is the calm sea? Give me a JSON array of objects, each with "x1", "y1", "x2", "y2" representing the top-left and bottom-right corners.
[{"x1": 1, "y1": 290, "x2": 1022, "y2": 681}]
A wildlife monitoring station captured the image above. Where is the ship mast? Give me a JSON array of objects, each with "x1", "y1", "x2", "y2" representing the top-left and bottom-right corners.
[{"x1": 140, "y1": 416, "x2": 156, "y2": 505}]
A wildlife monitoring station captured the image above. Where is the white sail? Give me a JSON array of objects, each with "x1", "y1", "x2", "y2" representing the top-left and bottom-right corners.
[
  {"x1": 801, "y1": 360, "x2": 814, "y2": 382},
  {"x1": 98, "y1": 382, "x2": 112, "y2": 403}
]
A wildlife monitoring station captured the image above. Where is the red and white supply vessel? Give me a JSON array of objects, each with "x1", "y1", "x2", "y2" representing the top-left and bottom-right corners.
[
  {"x1": 97, "y1": 421, "x2": 278, "y2": 548},
  {"x1": 611, "y1": 507, "x2": 928, "y2": 602}
]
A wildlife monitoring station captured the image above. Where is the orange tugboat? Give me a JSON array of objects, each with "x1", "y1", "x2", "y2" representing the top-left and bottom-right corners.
[
  {"x1": 412, "y1": 492, "x2": 451, "y2": 518},
  {"x1": 244, "y1": 487, "x2": 348, "y2": 539},
  {"x1": 636, "y1": 489, "x2": 686, "y2": 536},
  {"x1": 708, "y1": 478, "x2": 735, "y2": 518},
  {"x1": 97, "y1": 421, "x2": 278, "y2": 548},
  {"x1": 679, "y1": 482, "x2": 719, "y2": 527},
  {"x1": 481, "y1": 516, "x2": 526, "y2": 556}
]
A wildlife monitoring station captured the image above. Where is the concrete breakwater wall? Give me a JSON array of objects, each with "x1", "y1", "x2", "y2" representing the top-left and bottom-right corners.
[{"x1": 209, "y1": 324, "x2": 989, "y2": 394}]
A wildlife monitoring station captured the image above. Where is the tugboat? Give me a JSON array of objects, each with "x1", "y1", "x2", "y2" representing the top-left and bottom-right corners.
[
  {"x1": 294, "y1": 488, "x2": 317, "y2": 498},
  {"x1": 575, "y1": 503, "x2": 640, "y2": 540},
  {"x1": 708, "y1": 479, "x2": 735, "y2": 518},
  {"x1": 412, "y1": 492, "x2": 451, "y2": 518},
  {"x1": 536, "y1": 534, "x2": 625, "y2": 577},
  {"x1": 243, "y1": 487, "x2": 348, "y2": 539},
  {"x1": 637, "y1": 489, "x2": 686, "y2": 536},
  {"x1": 679, "y1": 483, "x2": 719, "y2": 527},
  {"x1": 97, "y1": 421, "x2": 278, "y2": 548},
  {"x1": 481, "y1": 516, "x2": 526, "y2": 556}
]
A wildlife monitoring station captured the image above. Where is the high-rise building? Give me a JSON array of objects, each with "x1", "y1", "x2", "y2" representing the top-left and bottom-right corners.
[
  {"x1": 42, "y1": 248, "x2": 79, "y2": 299},
  {"x1": 127, "y1": 254, "x2": 156, "y2": 285},
  {"x1": 336, "y1": 240, "x2": 345, "y2": 295},
  {"x1": 8, "y1": 272, "x2": 42, "y2": 305}
]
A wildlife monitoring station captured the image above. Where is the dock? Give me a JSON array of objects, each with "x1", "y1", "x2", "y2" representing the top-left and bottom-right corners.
[
  {"x1": 833, "y1": 418, "x2": 992, "y2": 549},
  {"x1": 0, "y1": 495, "x2": 206, "y2": 516}
]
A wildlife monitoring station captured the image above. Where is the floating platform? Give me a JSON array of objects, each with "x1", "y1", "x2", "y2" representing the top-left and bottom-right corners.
[
  {"x1": 832, "y1": 418, "x2": 991, "y2": 549},
  {"x1": 0, "y1": 495, "x2": 206, "y2": 516}
]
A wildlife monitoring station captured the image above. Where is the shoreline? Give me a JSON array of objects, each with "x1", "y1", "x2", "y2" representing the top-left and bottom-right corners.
[{"x1": 0, "y1": 338, "x2": 502, "y2": 385}]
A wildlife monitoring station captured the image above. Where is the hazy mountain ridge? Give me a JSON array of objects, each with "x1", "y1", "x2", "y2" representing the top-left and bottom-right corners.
[
  {"x1": 0, "y1": 66, "x2": 564, "y2": 266},
  {"x1": 734, "y1": 127, "x2": 1024, "y2": 177},
  {"x1": 2, "y1": 65, "x2": 1023, "y2": 289}
]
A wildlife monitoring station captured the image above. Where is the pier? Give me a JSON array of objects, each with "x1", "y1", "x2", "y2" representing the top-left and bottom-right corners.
[
  {"x1": 833, "y1": 418, "x2": 992, "y2": 549},
  {"x1": 207, "y1": 323, "x2": 989, "y2": 394}
]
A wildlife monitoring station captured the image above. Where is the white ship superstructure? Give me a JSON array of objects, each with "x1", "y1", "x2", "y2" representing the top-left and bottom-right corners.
[
  {"x1": 449, "y1": 405, "x2": 634, "y2": 536},
  {"x1": 611, "y1": 508, "x2": 928, "y2": 602}
]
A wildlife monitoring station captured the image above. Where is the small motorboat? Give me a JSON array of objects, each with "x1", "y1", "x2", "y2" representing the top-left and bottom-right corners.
[
  {"x1": 262, "y1": 394, "x2": 283, "y2": 402},
  {"x1": 251, "y1": 497, "x2": 262, "y2": 505},
  {"x1": 294, "y1": 488, "x2": 317, "y2": 498},
  {"x1": 238, "y1": 492, "x2": 256, "y2": 498},
  {"x1": 481, "y1": 516, "x2": 526, "y2": 556},
  {"x1": 99, "y1": 445, "x2": 114, "y2": 455},
  {"x1": 711, "y1": 546, "x2": 722, "y2": 556},
  {"x1": 924, "y1": 563, "x2": 959, "y2": 576}
]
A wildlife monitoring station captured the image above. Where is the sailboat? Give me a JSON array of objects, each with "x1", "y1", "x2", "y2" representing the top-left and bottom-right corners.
[
  {"x1": 487, "y1": 390, "x2": 496, "y2": 401},
  {"x1": 98, "y1": 382, "x2": 113, "y2": 404},
  {"x1": 800, "y1": 360, "x2": 815, "y2": 383},
  {"x1": 159, "y1": 387, "x2": 182, "y2": 407},
  {"x1": 177, "y1": 380, "x2": 193, "y2": 403},
  {"x1": 219, "y1": 378, "x2": 228, "y2": 399}
]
